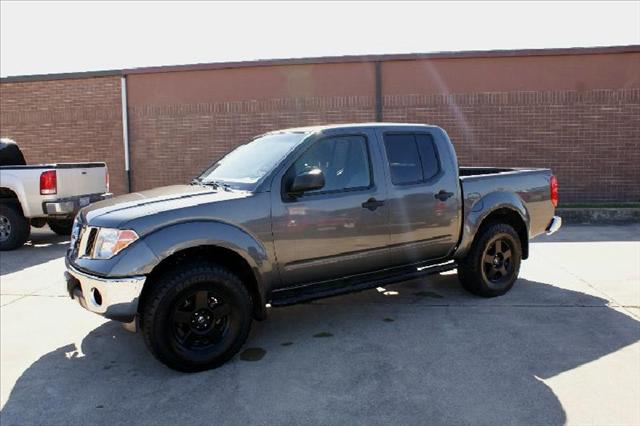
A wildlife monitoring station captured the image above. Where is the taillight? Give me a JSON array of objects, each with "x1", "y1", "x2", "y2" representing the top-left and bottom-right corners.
[
  {"x1": 105, "y1": 167, "x2": 110, "y2": 192},
  {"x1": 40, "y1": 170, "x2": 57, "y2": 195},
  {"x1": 550, "y1": 175, "x2": 558, "y2": 208}
]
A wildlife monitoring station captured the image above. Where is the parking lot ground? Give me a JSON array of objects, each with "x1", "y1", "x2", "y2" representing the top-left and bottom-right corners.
[{"x1": 1, "y1": 224, "x2": 639, "y2": 425}]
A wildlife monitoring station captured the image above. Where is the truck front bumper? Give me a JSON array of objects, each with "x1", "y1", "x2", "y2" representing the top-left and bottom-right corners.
[
  {"x1": 44, "y1": 192, "x2": 112, "y2": 216},
  {"x1": 546, "y1": 216, "x2": 562, "y2": 235},
  {"x1": 65, "y1": 262, "x2": 145, "y2": 323}
]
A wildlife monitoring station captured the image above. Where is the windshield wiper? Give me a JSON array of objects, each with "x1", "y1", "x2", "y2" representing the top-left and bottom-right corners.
[{"x1": 191, "y1": 179, "x2": 232, "y2": 191}]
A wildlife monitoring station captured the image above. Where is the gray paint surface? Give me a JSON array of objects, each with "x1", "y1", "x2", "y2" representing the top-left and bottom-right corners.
[{"x1": 68, "y1": 123, "x2": 556, "y2": 307}]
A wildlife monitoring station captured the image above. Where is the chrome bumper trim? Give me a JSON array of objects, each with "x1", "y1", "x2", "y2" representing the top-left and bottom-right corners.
[
  {"x1": 44, "y1": 193, "x2": 112, "y2": 215},
  {"x1": 546, "y1": 215, "x2": 562, "y2": 235},
  {"x1": 45, "y1": 201, "x2": 76, "y2": 214},
  {"x1": 65, "y1": 262, "x2": 145, "y2": 322}
]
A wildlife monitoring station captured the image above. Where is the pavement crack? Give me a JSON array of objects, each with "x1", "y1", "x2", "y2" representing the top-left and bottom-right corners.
[
  {"x1": 0, "y1": 293, "x2": 67, "y2": 307},
  {"x1": 538, "y1": 251, "x2": 636, "y2": 318}
]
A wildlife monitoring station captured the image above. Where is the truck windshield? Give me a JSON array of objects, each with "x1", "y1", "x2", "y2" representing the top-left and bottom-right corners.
[{"x1": 196, "y1": 132, "x2": 307, "y2": 190}]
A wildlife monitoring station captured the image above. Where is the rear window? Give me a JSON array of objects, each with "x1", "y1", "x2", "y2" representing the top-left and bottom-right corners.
[
  {"x1": 384, "y1": 134, "x2": 422, "y2": 185},
  {"x1": 416, "y1": 134, "x2": 440, "y2": 180},
  {"x1": 384, "y1": 133, "x2": 440, "y2": 185}
]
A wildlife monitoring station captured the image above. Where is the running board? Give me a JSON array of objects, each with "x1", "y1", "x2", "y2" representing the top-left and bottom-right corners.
[{"x1": 271, "y1": 260, "x2": 457, "y2": 307}]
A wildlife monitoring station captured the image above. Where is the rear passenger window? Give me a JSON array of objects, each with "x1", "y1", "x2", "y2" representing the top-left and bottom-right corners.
[
  {"x1": 416, "y1": 134, "x2": 440, "y2": 180},
  {"x1": 384, "y1": 133, "x2": 440, "y2": 185},
  {"x1": 384, "y1": 134, "x2": 422, "y2": 185}
]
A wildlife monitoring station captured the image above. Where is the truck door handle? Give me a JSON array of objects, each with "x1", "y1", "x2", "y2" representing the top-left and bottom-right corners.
[
  {"x1": 362, "y1": 198, "x2": 385, "y2": 211},
  {"x1": 435, "y1": 190, "x2": 454, "y2": 201}
]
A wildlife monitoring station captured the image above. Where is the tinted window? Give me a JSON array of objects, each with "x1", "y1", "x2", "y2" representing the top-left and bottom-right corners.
[
  {"x1": 290, "y1": 135, "x2": 371, "y2": 193},
  {"x1": 416, "y1": 134, "x2": 440, "y2": 180},
  {"x1": 384, "y1": 134, "x2": 422, "y2": 185}
]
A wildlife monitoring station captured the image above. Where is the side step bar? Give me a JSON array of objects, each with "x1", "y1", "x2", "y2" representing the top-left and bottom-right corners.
[{"x1": 271, "y1": 260, "x2": 457, "y2": 307}]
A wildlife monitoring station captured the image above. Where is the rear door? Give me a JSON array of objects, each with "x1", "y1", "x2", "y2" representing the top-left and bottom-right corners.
[
  {"x1": 271, "y1": 130, "x2": 390, "y2": 287},
  {"x1": 380, "y1": 130, "x2": 460, "y2": 265},
  {"x1": 55, "y1": 164, "x2": 108, "y2": 198}
]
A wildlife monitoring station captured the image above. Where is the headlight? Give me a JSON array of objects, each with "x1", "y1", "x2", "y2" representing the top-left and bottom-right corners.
[
  {"x1": 70, "y1": 217, "x2": 81, "y2": 246},
  {"x1": 92, "y1": 228, "x2": 139, "y2": 259}
]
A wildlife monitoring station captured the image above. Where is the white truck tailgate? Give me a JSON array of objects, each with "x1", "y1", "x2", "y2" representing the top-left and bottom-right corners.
[{"x1": 56, "y1": 164, "x2": 108, "y2": 198}]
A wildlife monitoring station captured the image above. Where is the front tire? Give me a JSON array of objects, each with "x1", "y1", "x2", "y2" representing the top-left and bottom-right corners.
[
  {"x1": 141, "y1": 262, "x2": 253, "y2": 372},
  {"x1": 0, "y1": 203, "x2": 30, "y2": 251},
  {"x1": 458, "y1": 223, "x2": 522, "y2": 297}
]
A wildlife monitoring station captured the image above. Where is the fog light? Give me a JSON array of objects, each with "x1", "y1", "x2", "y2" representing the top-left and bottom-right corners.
[{"x1": 91, "y1": 287, "x2": 103, "y2": 306}]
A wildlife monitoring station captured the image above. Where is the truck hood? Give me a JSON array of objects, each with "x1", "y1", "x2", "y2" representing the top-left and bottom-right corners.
[{"x1": 81, "y1": 184, "x2": 252, "y2": 231}]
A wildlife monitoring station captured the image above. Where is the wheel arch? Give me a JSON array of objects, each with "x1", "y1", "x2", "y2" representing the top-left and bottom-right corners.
[
  {"x1": 137, "y1": 221, "x2": 274, "y2": 321},
  {"x1": 0, "y1": 174, "x2": 30, "y2": 216},
  {"x1": 139, "y1": 244, "x2": 267, "y2": 321},
  {"x1": 0, "y1": 187, "x2": 21, "y2": 209},
  {"x1": 475, "y1": 207, "x2": 529, "y2": 259},
  {"x1": 455, "y1": 192, "x2": 530, "y2": 260}
]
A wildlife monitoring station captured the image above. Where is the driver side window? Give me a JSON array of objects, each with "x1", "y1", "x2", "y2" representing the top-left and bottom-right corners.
[{"x1": 289, "y1": 135, "x2": 371, "y2": 194}]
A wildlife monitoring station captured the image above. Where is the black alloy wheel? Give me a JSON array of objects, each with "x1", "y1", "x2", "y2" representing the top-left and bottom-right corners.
[
  {"x1": 141, "y1": 262, "x2": 252, "y2": 372},
  {"x1": 481, "y1": 237, "x2": 515, "y2": 285},
  {"x1": 170, "y1": 289, "x2": 233, "y2": 353}
]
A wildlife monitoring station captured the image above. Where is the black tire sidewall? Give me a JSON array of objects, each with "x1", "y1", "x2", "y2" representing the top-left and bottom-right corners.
[
  {"x1": 47, "y1": 219, "x2": 74, "y2": 235},
  {"x1": 142, "y1": 264, "x2": 252, "y2": 372},
  {"x1": 0, "y1": 203, "x2": 30, "y2": 250},
  {"x1": 459, "y1": 223, "x2": 522, "y2": 297}
]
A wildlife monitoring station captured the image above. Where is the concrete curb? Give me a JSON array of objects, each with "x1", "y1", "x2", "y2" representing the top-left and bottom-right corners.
[{"x1": 557, "y1": 208, "x2": 640, "y2": 225}]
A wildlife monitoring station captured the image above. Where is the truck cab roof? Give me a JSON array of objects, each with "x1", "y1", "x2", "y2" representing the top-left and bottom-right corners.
[{"x1": 275, "y1": 122, "x2": 440, "y2": 134}]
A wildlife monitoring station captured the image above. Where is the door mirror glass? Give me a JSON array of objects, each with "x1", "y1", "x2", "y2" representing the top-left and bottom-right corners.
[{"x1": 289, "y1": 168, "x2": 325, "y2": 194}]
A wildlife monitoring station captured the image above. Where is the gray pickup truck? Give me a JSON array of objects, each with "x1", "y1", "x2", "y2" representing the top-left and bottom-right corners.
[{"x1": 65, "y1": 123, "x2": 561, "y2": 371}]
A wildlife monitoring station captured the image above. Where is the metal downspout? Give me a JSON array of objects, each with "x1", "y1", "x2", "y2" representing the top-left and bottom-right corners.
[{"x1": 120, "y1": 76, "x2": 132, "y2": 193}]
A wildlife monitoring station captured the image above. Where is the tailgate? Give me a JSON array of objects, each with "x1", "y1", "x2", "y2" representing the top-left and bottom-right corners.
[{"x1": 55, "y1": 163, "x2": 108, "y2": 198}]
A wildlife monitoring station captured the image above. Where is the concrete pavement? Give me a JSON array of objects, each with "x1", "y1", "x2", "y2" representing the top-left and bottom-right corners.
[{"x1": 1, "y1": 225, "x2": 639, "y2": 425}]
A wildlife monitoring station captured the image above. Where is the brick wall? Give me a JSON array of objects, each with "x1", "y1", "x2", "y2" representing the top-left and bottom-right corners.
[
  {"x1": 2, "y1": 49, "x2": 639, "y2": 203},
  {"x1": 128, "y1": 97, "x2": 374, "y2": 190},
  {"x1": 0, "y1": 76, "x2": 127, "y2": 195},
  {"x1": 383, "y1": 89, "x2": 640, "y2": 202},
  {"x1": 127, "y1": 89, "x2": 640, "y2": 202}
]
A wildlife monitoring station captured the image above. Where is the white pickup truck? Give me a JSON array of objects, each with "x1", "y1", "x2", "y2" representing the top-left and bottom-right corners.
[{"x1": 0, "y1": 138, "x2": 111, "y2": 250}]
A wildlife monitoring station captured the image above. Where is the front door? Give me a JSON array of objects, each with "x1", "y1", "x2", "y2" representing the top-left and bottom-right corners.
[{"x1": 271, "y1": 132, "x2": 390, "y2": 287}]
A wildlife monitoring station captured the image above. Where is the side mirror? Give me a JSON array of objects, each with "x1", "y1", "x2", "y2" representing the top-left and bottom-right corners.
[{"x1": 289, "y1": 168, "x2": 325, "y2": 194}]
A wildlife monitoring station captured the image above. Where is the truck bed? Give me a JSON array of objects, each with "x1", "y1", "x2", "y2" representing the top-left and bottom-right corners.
[
  {"x1": 1, "y1": 162, "x2": 109, "y2": 218},
  {"x1": 459, "y1": 166, "x2": 543, "y2": 177},
  {"x1": 458, "y1": 166, "x2": 555, "y2": 243}
]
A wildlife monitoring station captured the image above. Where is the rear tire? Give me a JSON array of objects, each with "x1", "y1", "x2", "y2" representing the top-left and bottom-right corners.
[
  {"x1": 458, "y1": 223, "x2": 522, "y2": 297},
  {"x1": 47, "y1": 218, "x2": 74, "y2": 236},
  {"x1": 0, "y1": 203, "x2": 30, "y2": 251},
  {"x1": 141, "y1": 262, "x2": 253, "y2": 372}
]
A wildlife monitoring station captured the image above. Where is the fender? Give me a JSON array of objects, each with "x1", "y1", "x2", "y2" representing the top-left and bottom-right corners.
[
  {"x1": 138, "y1": 220, "x2": 275, "y2": 310},
  {"x1": 454, "y1": 191, "x2": 530, "y2": 259},
  {"x1": 0, "y1": 173, "x2": 31, "y2": 216}
]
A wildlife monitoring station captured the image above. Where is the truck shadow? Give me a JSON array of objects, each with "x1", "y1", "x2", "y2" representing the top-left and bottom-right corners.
[
  {"x1": 0, "y1": 228, "x2": 69, "y2": 276},
  {"x1": 2, "y1": 276, "x2": 639, "y2": 425}
]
